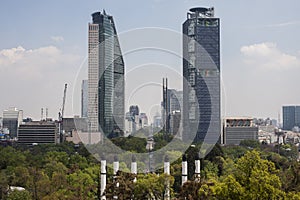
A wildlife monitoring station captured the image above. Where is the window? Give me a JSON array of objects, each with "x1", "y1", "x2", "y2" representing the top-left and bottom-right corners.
[
  {"x1": 189, "y1": 72, "x2": 195, "y2": 86},
  {"x1": 188, "y1": 23, "x2": 195, "y2": 35},
  {"x1": 189, "y1": 54, "x2": 196, "y2": 67},
  {"x1": 188, "y1": 39, "x2": 195, "y2": 52}
]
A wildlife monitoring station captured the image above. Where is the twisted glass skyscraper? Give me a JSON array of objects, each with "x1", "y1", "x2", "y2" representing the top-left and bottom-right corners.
[
  {"x1": 182, "y1": 7, "x2": 221, "y2": 142},
  {"x1": 88, "y1": 10, "x2": 124, "y2": 136}
]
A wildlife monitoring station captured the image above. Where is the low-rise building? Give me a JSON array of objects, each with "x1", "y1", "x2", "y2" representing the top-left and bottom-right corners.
[
  {"x1": 222, "y1": 117, "x2": 258, "y2": 145},
  {"x1": 18, "y1": 120, "x2": 58, "y2": 145}
]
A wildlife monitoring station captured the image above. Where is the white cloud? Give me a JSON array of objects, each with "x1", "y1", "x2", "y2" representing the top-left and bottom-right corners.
[
  {"x1": 0, "y1": 45, "x2": 82, "y2": 119},
  {"x1": 51, "y1": 36, "x2": 64, "y2": 42},
  {"x1": 266, "y1": 21, "x2": 300, "y2": 28},
  {"x1": 0, "y1": 45, "x2": 80, "y2": 79},
  {"x1": 240, "y1": 42, "x2": 300, "y2": 70},
  {"x1": 0, "y1": 46, "x2": 26, "y2": 65}
]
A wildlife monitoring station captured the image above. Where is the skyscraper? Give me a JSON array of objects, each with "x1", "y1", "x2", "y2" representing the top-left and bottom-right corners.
[
  {"x1": 283, "y1": 106, "x2": 300, "y2": 130},
  {"x1": 88, "y1": 10, "x2": 125, "y2": 136},
  {"x1": 162, "y1": 78, "x2": 183, "y2": 134},
  {"x1": 182, "y1": 7, "x2": 221, "y2": 142}
]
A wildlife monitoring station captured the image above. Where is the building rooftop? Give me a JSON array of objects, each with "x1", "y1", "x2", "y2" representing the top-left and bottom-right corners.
[
  {"x1": 21, "y1": 120, "x2": 56, "y2": 126},
  {"x1": 225, "y1": 116, "x2": 253, "y2": 120},
  {"x1": 188, "y1": 7, "x2": 215, "y2": 18}
]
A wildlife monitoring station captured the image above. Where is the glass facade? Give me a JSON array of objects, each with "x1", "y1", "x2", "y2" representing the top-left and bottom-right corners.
[
  {"x1": 183, "y1": 7, "x2": 221, "y2": 142},
  {"x1": 283, "y1": 106, "x2": 300, "y2": 130},
  {"x1": 88, "y1": 11, "x2": 125, "y2": 136}
]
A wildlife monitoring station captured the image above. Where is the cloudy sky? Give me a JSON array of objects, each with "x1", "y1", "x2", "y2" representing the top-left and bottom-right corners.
[{"x1": 0, "y1": 0, "x2": 299, "y2": 122}]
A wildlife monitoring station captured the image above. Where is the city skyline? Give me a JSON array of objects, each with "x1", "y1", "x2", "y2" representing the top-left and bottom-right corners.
[{"x1": 0, "y1": 0, "x2": 299, "y2": 121}]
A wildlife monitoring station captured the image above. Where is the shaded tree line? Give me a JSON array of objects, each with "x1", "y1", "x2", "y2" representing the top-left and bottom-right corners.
[{"x1": 0, "y1": 139, "x2": 300, "y2": 199}]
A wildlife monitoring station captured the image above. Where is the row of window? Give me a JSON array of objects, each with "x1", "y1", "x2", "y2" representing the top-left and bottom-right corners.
[{"x1": 89, "y1": 25, "x2": 99, "y2": 31}]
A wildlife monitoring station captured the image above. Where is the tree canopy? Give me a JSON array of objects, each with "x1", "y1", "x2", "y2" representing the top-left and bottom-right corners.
[{"x1": 0, "y1": 139, "x2": 299, "y2": 199}]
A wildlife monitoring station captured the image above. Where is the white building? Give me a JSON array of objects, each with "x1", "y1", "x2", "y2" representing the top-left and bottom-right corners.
[{"x1": 3, "y1": 107, "x2": 23, "y2": 139}]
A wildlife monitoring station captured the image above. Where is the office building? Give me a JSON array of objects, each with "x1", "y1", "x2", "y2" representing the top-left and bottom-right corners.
[
  {"x1": 129, "y1": 105, "x2": 139, "y2": 117},
  {"x1": 170, "y1": 90, "x2": 183, "y2": 113},
  {"x1": 182, "y1": 7, "x2": 221, "y2": 142},
  {"x1": 18, "y1": 120, "x2": 58, "y2": 145},
  {"x1": 63, "y1": 116, "x2": 88, "y2": 134},
  {"x1": 222, "y1": 117, "x2": 258, "y2": 145},
  {"x1": 124, "y1": 107, "x2": 149, "y2": 135},
  {"x1": 2, "y1": 107, "x2": 23, "y2": 139},
  {"x1": 125, "y1": 106, "x2": 140, "y2": 134},
  {"x1": 283, "y1": 106, "x2": 300, "y2": 130},
  {"x1": 153, "y1": 114, "x2": 162, "y2": 128},
  {"x1": 162, "y1": 78, "x2": 183, "y2": 134},
  {"x1": 0, "y1": 117, "x2": 2, "y2": 130},
  {"x1": 139, "y1": 113, "x2": 148, "y2": 129},
  {"x1": 88, "y1": 10, "x2": 125, "y2": 136},
  {"x1": 170, "y1": 110, "x2": 181, "y2": 135},
  {"x1": 81, "y1": 80, "x2": 88, "y2": 118},
  {"x1": 124, "y1": 115, "x2": 133, "y2": 137}
]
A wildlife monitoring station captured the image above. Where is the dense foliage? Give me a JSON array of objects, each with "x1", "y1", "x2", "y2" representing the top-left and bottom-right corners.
[{"x1": 0, "y1": 139, "x2": 299, "y2": 199}]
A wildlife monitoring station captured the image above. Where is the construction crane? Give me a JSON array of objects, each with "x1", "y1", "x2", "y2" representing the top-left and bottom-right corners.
[{"x1": 58, "y1": 84, "x2": 67, "y2": 143}]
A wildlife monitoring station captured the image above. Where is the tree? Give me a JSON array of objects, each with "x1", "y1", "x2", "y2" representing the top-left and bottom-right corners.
[
  {"x1": 49, "y1": 172, "x2": 68, "y2": 194},
  {"x1": 44, "y1": 161, "x2": 67, "y2": 178},
  {"x1": 202, "y1": 161, "x2": 218, "y2": 180},
  {"x1": 198, "y1": 179, "x2": 218, "y2": 200},
  {"x1": 279, "y1": 160, "x2": 300, "y2": 192},
  {"x1": 0, "y1": 147, "x2": 26, "y2": 169},
  {"x1": 234, "y1": 150, "x2": 286, "y2": 199},
  {"x1": 67, "y1": 170, "x2": 97, "y2": 200},
  {"x1": 179, "y1": 180, "x2": 203, "y2": 200},
  {"x1": 153, "y1": 132, "x2": 173, "y2": 150},
  {"x1": 221, "y1": 158, "x2": 235, "y2": 177},
  {"x1": 6, "y1": 166, "x2": 30, "y2": 188},
  {"x1": 7, "y1": 190, "x2": 32, "y2": 200},
  {"x1": 110, "y1": 136, "x2": 147, "y2": 153},
  {"x1": 222, "y1": 145, "x2": 248, "y2": 160},
  {"x1": 286, "y1": 192, "x2": 300, "y2": 200},
  {"x1": 105, "y1": 171, "x2": 136, "y2": 200},
  {"x1": 214, "y1": 175, "x2": 245, "y2": 200},
  {"x1": 134, "y1": 173, "x2": 174, "y2": 200},
  {"x1": 45, "y1": 151, "x2": 69, "y2": 167},
  {"x1": 68, "y1": 154, "x2": 89, "y2": 171},
  {"x1": 0, "y1": 170, "x2": 8, "y2": 199},
  {"x1": 239, "y1": 139, "x2": 260, "y2": 149}
]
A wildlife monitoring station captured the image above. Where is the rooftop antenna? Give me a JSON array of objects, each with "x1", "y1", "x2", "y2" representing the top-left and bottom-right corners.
[
  {"x1": 46, "y1": 108, "x2": 48, "y2": 119},
  {"x1": 278, "y1": 110, "x2": 281, "y2": 128},
  {"x1": 41, "y1": 108, "x2": 44, "y2": 121}
]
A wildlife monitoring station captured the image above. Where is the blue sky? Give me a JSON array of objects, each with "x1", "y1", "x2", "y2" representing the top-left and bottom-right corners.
[{"x1": 0, "y1": 0, "x2": 299, "y2": 121}]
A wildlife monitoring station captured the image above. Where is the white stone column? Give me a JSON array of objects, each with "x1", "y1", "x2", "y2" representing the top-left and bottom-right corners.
[
  {"x1": 131, "y1": 155, "x2": 137, "y2": 182},
  {"x1": 113, "y1": 155, "x2": 119, "y2": 199},
  {"x1": 164, "y1": 156, "x2": 170, "y2": 200},
  {"x1": 113, "y1": 155, "x2": 119, "y2": 175},
  {"x1": 195, "y1": 153, "x2": 201, "y2": 182},
  {"x1": 100, "y1": 156, "x2": 106, "y2": 200},
  {"x1": 182, "y1": 154, "x2": 188, "y2": 185}
]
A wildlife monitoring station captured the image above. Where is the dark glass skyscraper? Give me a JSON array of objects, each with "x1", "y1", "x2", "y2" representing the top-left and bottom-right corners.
[
  {"x1": 283, "y1": 106, "x2": 300, "y2": 130},
  {"x1": 182, "y1": 7, "x2": 221, "y2": 142},
  {"x1": 88, "y1": 10, "x2": 125, "y2": 136}
]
